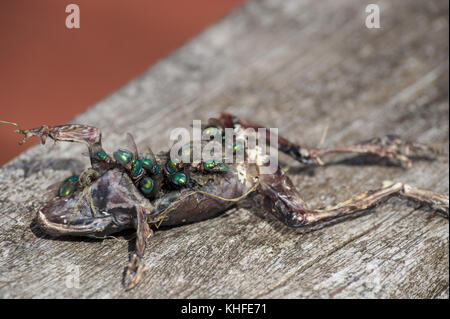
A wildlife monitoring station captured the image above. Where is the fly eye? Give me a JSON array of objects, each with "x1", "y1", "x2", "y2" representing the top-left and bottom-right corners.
[
  {"x1": 202, "y1": 126, "x2": 222, "y2": 140},
  {"x1": 59, "y1": 175, "x2": 79, "y2": 197},
  {"x1": 113, "y1": 149, "x2": 132, "y2": 165},
  {"x1": 139, "y1": 177, "x2": 154, "y2": 195}
]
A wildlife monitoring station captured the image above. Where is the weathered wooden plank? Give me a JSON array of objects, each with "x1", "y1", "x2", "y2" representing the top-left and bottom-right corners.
[{"x1": 0, "y1": 0, "x2": 448, "y2": 298}]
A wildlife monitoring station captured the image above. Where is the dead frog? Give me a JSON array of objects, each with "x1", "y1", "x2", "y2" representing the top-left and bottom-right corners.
[{"x1": 1, "y1": 113, "x2": 448, "y2": 290}]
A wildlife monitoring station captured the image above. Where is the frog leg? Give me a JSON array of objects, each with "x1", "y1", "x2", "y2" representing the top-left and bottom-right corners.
[
  {"x1": 14, "y1": 123, "x2": 101, "y2": 146},
  {"x1": 258, "y1": 168, "x2": 448, "y2": 228},
  {"x1": 304, "y1": 135, "x2": 437, "y2": 168},
  {"x1": 123, "y1": 206, "x2": 153, "y2": 291},
  {"x1": 217, "y1": 113, "x2": 438, "y2": 167},
  {"x1": 10, "y1": 123, "x2": 113, "y2": 169}
]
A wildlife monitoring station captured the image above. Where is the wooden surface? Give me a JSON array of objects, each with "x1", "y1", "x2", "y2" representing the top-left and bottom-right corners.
[{"x1": 0, "y1": 0, "x2": 448, "y2": 298}]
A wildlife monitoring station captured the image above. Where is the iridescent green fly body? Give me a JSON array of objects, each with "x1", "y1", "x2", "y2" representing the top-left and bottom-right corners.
[
  {"x1": 59, "y1": 176, "x2": 79, "y2": 197},
  {"x1": 113, "y1": 149, "x2": 133, "y2": 165},
  {"x1": 171, "y1": 172, "x2": 187, "y2": 186}
]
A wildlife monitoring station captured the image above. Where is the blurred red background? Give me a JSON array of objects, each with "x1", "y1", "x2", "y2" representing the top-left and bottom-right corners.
[{"x1": 0, "y1": 0, "x2": 245, "y2": 166}]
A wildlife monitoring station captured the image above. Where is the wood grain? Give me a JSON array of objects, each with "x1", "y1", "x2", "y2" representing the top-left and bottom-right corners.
[{"x1": 0, "y1": 0, "x2": 448, "y2": 298}]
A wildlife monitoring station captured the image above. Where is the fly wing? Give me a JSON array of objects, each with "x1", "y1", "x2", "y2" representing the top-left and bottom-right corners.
[
  {"x1": 144, "y1": 145, "x2": 157, "y2": 163},
  {"x1": 45, "y1": 180, "x2": 65, "y2": 197},
  {"x1": 125, "y1": 132, "x2": 139, "y2": 158}
]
